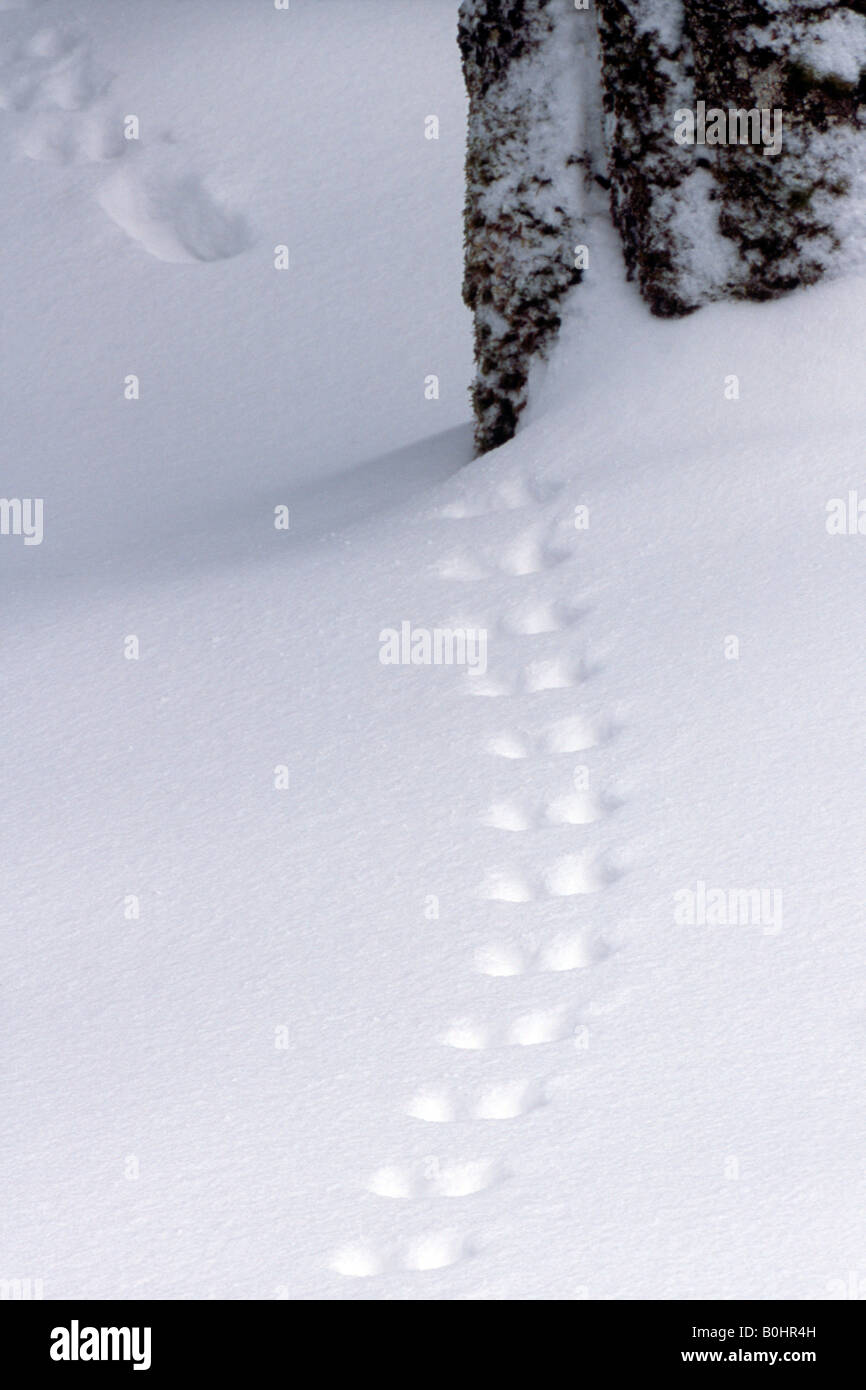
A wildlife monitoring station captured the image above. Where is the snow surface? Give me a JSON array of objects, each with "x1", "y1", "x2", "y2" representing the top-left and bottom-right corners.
[
  {"x1": 781, "y1": 9, "x2": 866, "y2": 90},
  {"x1": 2, "y1": 1, "x2": 865, "y2": 1301}
]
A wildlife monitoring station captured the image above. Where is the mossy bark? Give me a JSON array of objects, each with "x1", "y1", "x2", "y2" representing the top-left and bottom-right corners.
[
  {"x1": 460, "y1": 1, "x2": 866, "y2": 453},
  {"x1": 597, "y1": 1, "x2": 866, "y2": 310},
  {"x1": 459, "y1": 0, "x2": 587, "y2": 455}
]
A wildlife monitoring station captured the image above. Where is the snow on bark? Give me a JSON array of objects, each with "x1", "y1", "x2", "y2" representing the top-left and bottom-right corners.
[
  {"x1": 461, "y1": 2, "x2": 866, "y2": 451},
  {"x1": 459, "y1": 0, "x2": 591, "y2": 454},
  {"x1": 686, "y1": 2, "x2": 866, "y2": 302},
  {"x1": 597, "y1": 1, "x2": 866, "y2": 311},
  {"x1": 593, "y1": 2, "x2": 730, "y2": 316}
]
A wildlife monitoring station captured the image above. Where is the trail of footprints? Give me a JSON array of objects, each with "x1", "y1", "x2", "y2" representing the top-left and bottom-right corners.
[
  {"x1": 3, "y1": 7, "x2": 611, "y2": 1291},
  {"x1": 480, "y1": 787, "x2": 616, "y2": 831},
  {"x1": 333, "y1": 477, "x2": 623, "y2": 1282},
  {"x1": 437, "y1": 522, "x2": 572, "y2": 582},
  {"x1": 0, "y1": 9, "x2": 249, "y2": 261}
]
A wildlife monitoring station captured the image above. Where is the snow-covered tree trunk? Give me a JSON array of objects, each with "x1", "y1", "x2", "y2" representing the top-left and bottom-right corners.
[
  {"x1": 598, "y1": 1, "x2": 866, "y2": 312},
  {"x1": 461, "y1": 0, "x2": 866, "y2": 452},
  {"x1": 458, "y1": 0, "x2": 591, "y2": 454},
  {"x1": 684, "y1": 2, "x2": 866, "y2": 301},
  {"x1": 595, "y1": 1, "x2": 708, "y2": 316}
]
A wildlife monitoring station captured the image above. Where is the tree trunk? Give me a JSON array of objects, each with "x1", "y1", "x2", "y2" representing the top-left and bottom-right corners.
[
  {"x1": 460, "y1": 0, "x2": 866, "y2": 452},
  {"x1": 459, "y1": 0, "x2": 590, "y2": 455},
  {"x1": 599, "y1": 1, "x2": 866, "y2": 310}
]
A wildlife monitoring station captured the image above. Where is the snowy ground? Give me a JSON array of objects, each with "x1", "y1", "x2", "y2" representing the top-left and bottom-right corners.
[{"x1": 2, "y1": 1, "x2": 865, "y2": 1301}]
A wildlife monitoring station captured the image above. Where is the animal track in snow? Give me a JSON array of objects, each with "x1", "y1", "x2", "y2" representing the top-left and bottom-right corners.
[
  {"x1": 435, "y1": 476, "x2": 562, "y2": 520},
  {"x1": 1, "y1": 13, "x2": 252, "y2": 266},
  {"x1": 439, "y1": 1018, "x2": 490, "y2": 1050},
  {"x1": 368, "y1": 1157, "x2": 505, "y2": 1200},
  {"x1": 404, "y1": 1229, "x2": 475, "y2": 1271},
  {"x1": 441, "y1": 1006, "x2": 580, "y2": 1050},
  {"x1": 405, "y1": 1089, "x2": 458, "y2": 1123},
  {"x1": 437, "y1": 526, "x2": 571, "y2": 582},
  {"x1": 485, "y1": 731, "x2": 532, "y2": 760},
  {"x1": 498, "y1": 530, "x2": 571, "y2": 578},
  {"x1": 474, "y1": 931, "x2": 612, "y2": 977},
  {"x1": 523, "y1": 655, "x2": 587, "y2": 691},
  {"x1": 507, "y1": 1007, "x2": 580, "y2": 1047},
  {"x1": 467, "y1": 656, "x2": 587, "y2": 700},
  {"x1": 98, "y1": 150, "x2": 251, "y2": 263},
  {"x1": 543, "y1": 852, "x2": 620, "y2": 897},
  {"x1": 407, "y1": 1079, "x2": 548, "y2": 1123},
  {"x1": 540, "y1": 715, "x2": 608, "y2": 754},
  {"x1": 331, "y1": 1229, "x2": 473, "y2": 1278},
  {"x1": 22, "y1": 107, "x2": 125, "y2": 162},
  {"x1": 499, "y1": 598, "x2": 584, "y2": 637},
  {"x1": 478, "y1": 853, "x2": 616, "y2": 903},
  {"x1": 444, "y1": 598, "x2": 584, "y2": 644},
  {"x1": 479, "y1": 790, "x2": 611, "y2": 831},
  {"x1": 485, "y1": 716, "x2": 611, "y2": 759},
  {"x1": 475, "y1": 1079, "x2": 547, "y2": 1120},
  {"x1": 0, "y1": 25, "x2": 112, "y2": 111}
]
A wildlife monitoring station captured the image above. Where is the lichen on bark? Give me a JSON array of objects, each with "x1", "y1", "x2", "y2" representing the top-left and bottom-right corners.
[
  {"x1": 459, "y1": 0, "x2": 589, "y2": 455},
  {"x1": 460, "y1": 1, "x2": 866, "y2": 454},
  {"x1": 597, "y1": 1, "x2": 866, "y2": 310}
]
